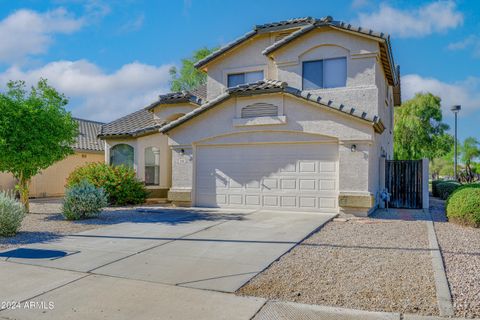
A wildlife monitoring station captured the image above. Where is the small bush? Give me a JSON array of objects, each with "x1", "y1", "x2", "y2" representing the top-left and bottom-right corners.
[
  {"x1": 63, "y1": 180, "x2": 108, "y2": 220},
  {"x1": 446, "y1": 187, "x2": 480, "y2": 227},
  {"x1": 0, "y1": 191, "x2": 25, "y2": 237},
  {"x1": 432, "y1": 180, "x2": 448, "y2": 197},
  {"x1": 446, "y1": 183, "x2": 480, "y2": 206},
  {"x1": 67, "y1": 163, "x2": 148, "y2": 205},
  {"x1": 437, "y1": 181, "x2": 462, "y2": 200}
]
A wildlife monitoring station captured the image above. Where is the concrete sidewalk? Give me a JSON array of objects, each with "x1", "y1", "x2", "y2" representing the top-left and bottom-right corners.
[
  {"x1": 1, "y1": 266, "x2": 470, "y2": 320},
  {"x1": 0, "y1": 268, "x2": 265, "y2": 320},
  {"x1": 252, "y1": 301, "x2": 472, "y2": 320}
]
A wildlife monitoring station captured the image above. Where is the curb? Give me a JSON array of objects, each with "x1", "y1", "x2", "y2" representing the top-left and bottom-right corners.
[{"x1": 425, "y1": 217, "x2": 454, "y2": 317}]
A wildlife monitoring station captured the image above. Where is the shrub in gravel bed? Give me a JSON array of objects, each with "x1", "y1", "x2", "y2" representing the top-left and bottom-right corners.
[
  {"x1": 437, "y1": 181, "x2": 461, "y2": 200},
  {"x1": 446, "y1": 187, "x2": 480, "y2": 227},
  {"x1": 0, "y1": 191, "x2": 25, "y2": 237},
  {"x1": 432, "y1": 180, "x2": 450, "y2": 197},
  {"x1": 63, "y1": 180, "x2": 108, "y2": 220},
  {"x1": 67, "y1": 163, "x2": 148, "y2": 205}
]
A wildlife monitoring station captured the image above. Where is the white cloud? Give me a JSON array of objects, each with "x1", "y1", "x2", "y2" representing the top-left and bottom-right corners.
[
  {"x1": 356, "y1": 1, "x2": 463, "y2": 38},
  {"x1": 0, "y1": 60, "x2": 173, "y2": 122},
  {"x1": 0, "y1": 8, "x2": 84, "y2": 64},
  {"x1": 402, "y1": 74, "x2": 480, "y2": 115},
  {"x1": 119, "y1": 13, "x2": 145, "y2": 33},
  {"x1": 447, "y1": 35, "x2": 480, "y2": 58}
]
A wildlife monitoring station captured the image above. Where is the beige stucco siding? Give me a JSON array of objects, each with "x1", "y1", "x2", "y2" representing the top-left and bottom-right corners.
[
  {"x1": 168, "y1": 94, "x2": 373, "y2": 145},
  {"x1": 272, "y1": 29, "x2": 380, "y2": 118},
  {"x1": 152, "y1": 103, "x2": 198, "y2": 122},
  {"x1": 206, "y1": 33, "x2": 273, "y2": 100},
  {"x1": 166, "y1": 93, "x2": 377, "y2": 213},
  {"x1": 204, "y1": 27, "x2": 394, "y2": 136},
  {"x1": 0, "y1": 151, "x2": 104, "y2": 197},
  {"x1": 104, "y1": 133, "x2": 171, "y2": 190}
]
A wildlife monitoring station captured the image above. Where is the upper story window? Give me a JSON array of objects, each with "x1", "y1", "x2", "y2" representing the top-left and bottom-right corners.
[
  {"x1": 110, "y1": 144, "x2": 134, "y2": 168},
  {"x1": 302, "y1": 57, "x2": 347, "y2": 90},
  {"x1": 227, "y1": 70, "x2": 264, "y2": 87}
]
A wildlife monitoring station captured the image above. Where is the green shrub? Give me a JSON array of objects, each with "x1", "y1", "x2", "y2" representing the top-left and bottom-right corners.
[
  {"x1": 0, "y1": 191, "x2": 25, "y2": 237},
  {"x1": 437, "y1": 181, "x2": 462, "y2": 200},
  {"x1": 66, "y1": 163, "x2": 148, "y2": 205},
  {"x1": 432, "y1": 180, "x2": 448, "y2": 197},
  {"x1": 446, "y1": 183, "x2": 480, "y2": 206},
  {"x1": 63, "y1": 180, "x2": 108, "y2": 220},
  {"x1": 446, "y1": 187, "x2": 480, "y2": 227}
]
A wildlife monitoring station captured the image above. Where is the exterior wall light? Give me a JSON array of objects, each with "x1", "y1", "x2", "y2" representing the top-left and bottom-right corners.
[
  {"x1": 180, "y1": 148, "x2": 185, "y2": 155},
  {"x1": 350, "y1": 144, "x2": 357, "y2": 152}
]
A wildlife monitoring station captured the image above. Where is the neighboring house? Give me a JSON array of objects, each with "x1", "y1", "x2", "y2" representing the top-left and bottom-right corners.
[
  {"x1": 99, "y1": 16, "x2": 401, "y2": 216},
  {"x1": 0, "y1": 118, "x2": 105, "y2": 197}
]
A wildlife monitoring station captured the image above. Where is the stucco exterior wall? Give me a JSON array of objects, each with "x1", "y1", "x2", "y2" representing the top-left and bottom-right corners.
[
  {"x1": 0, "y1": 151, "x2": 104, "y2": 197},
  {"x1": 272, "y1": 29, "x2": 380, "y2": 118},
  {"x1": 104, "y1": 133, "x2": 171, "y2": 191},
  {"x1": 152, "y1": 103, "x2": 198, "y2": 122},
  {"x1": 205, "y1": 28, "x2": 387, "y2": 121},
  {"x1": 167, "y1": 93, "x2": 376, "y2": 213},
  {"x1": 206, "y1": 33, "x2": 273, "y2": 101}
]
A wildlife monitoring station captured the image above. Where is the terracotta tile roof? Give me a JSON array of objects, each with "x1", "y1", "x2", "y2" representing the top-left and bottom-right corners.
[
  {"x1": 73, "y1": 118, "x2": 105, "y2": 152},
  {"x1": 194, "y1": 30, "x2": 257, "y2": 69},
  {"x1": 190, "y1": 84, "x2": 207, "y2": 101},
  {"x1": 144, "y1": 90, "x2": 204, "y2": 111},
  {"x1": 227, "y1": 79, "x2": 287, "y2": 94},
  {"x1": 255, "y1": 17, "x2": 319, "y2": 31},
  {"x1": 100, "y1": 85, "x2": 207, "y2": 138},
  {"x1": 160, "y1": 80, "x2": 385, "y2": 134},
  {"x1": 98, "y1": 109, "x2": 160, "y2": 138}
]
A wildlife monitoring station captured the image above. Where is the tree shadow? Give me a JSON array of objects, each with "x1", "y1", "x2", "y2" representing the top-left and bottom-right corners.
[
  {"x1": 0, "y1": 231, "x2": 65, "y2": 248},
  {"x1": 43, "y1": 208, "x2": 250, "y2": 226}
]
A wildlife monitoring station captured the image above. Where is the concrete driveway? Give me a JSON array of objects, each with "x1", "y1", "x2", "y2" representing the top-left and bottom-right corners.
[{"x1": 0, "y1": 207, "x2": 334, "y2": 319}]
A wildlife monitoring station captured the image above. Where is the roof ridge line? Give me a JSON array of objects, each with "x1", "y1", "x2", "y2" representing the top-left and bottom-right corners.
[{"x1": 72, "y1": 117, "x2": 105, "y2": 125}]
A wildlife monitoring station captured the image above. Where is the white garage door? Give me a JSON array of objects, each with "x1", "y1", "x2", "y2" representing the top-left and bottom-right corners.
[{"x1": 195, "y1": 143, "x2": 338, "y2": 212}]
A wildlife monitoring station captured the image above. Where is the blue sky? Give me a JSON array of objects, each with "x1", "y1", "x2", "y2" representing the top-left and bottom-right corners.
[{"x1": 0, "y1": 0, "x2": 478, "y2": 140}]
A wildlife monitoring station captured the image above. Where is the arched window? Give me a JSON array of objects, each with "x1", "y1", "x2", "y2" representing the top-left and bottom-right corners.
[
  {"x1": 145, "y1": 147, "x2": 160, "y2": 186},
  {"x1": 110, "y1": 144, "x2": 134, "y2": 168}
]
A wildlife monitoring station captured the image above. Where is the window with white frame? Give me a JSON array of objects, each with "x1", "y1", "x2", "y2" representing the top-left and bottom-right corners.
[
  {"x1": 227, "y1": 70, "x2": 264, "y2": 87},
  {"x1": 144, "y1": 147, "x2": 160, "y2": 186},
  {"x1": 302, "y1": 57, "x2": 347, "y2": 90}
]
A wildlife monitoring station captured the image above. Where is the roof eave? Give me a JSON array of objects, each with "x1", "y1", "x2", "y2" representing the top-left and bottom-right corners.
[
  {"x1": 98, "y1": 125, "x2": 162, "y2": 140},
  {"x1": 161, "y1": 83, "x2": 384, "y2": 135},
  {"x1": 194, "y1": 30, "x2": 258, "y2": 70},
  {"x1": 73, "y1": 147, "x2": 104, "y2": 153},
  {"x1": 263, "y1": 23, "x2": 399, "y2": 86},
  {"x1": 161, "y1": 93, "x2": 230, "y2": 133}
]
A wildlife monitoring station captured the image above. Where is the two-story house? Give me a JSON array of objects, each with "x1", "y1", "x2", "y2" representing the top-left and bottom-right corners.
[{"x1": 99, "y1": 16, "x2": 401, "y2": 216}]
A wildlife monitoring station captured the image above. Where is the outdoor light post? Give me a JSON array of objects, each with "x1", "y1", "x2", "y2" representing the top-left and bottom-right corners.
[{"x1": 451, "y1": 105, "x2": 461, "y2": 179}]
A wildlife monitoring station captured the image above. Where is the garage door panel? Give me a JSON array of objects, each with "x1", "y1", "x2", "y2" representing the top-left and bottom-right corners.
[{"x1": 196, "y1": 143, "x2": 338, "y2": 212}]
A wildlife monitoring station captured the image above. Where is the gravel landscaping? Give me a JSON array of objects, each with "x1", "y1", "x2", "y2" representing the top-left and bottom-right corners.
[
  {"x1": 432, "y1": 197, "x2": 480, "y2": 318},
  {"x1": 238, "y1": 215, "x2": 439, "y2": 316},
  {"x1": 0, "y1": 198, "x2": 171, "y2": 251}
]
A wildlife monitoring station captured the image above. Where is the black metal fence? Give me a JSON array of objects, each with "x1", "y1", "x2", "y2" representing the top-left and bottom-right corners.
[{"x1": 385, "y1": 160, "x2": 423, "y2": 209}]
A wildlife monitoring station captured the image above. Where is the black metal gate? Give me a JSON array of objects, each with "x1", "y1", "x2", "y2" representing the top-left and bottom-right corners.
[{"x1": 385, "y1": 160, "x2": 423, "y2": 209}]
